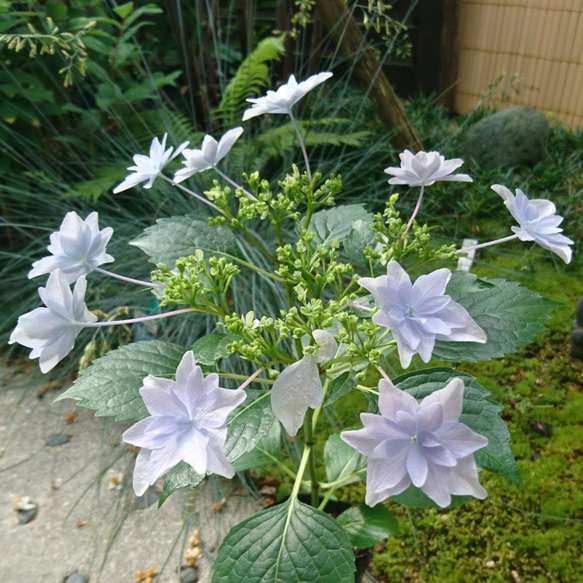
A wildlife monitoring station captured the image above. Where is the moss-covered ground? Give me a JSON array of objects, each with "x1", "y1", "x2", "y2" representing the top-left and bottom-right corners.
[{"x1": 365, "y1": 252, "x2": 583, "y2": 582}]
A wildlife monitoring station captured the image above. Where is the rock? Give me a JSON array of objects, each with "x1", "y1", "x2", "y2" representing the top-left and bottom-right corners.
[
  {"x1": 179, "y1": 566, "x2": 199, "y2": 583},
  {"x1": 46, "y1": 433, "x2": 71, "y2": 446},
  {"x1": 64, "y1": 572, "x2": 89, "y2": 583},
  {"x1": 462, "y1": 106, "x2": 549, "y2": 168}
]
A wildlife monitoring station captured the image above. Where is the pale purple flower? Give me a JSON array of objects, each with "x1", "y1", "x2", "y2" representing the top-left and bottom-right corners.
[
  {"x1": 359, "y1": 261, "x2": 486, "y2": 368},
  {"x1": 9, "y1": 269, "x2": 97, "y2": 373},
  {"x1": 113, "y1": 133, "x2": 189, "y2": 193},
  {"x1": 242, "y1": 72, "x2": 333, "y2": 121},
  {"x1": 385, "y1": 150, "x2": 473, "y2": 187},
  {"x1": 173, "y1": 127, "x2": 244, "y2": 184},
  {"x1": 28, "y1": 211, "x2": 114, "y2": 284},
  {"x1": 492, "y1": 184, "x2": 573, "y2": 264},
  {"x1": 122, "y1": 351, "x2": 246, "y2": 496},
  {"x1": 341, "y1": 377, "x2": 488, "y2": 508},
  {"x1": 271, "y1": 330, "x2": 337, "y2": 436}
]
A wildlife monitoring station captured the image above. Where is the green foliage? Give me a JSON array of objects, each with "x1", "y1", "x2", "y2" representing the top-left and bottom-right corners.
[
  {"x1": 433, "y1": 271, "x2": 559, "y2": 363},
  {"x1": 324, "y1": 433, "x2": 366, "y2": 484},
  {"x1": 56, "y1": 340, "x2": 186, "y2": 420},
  {"x1": 130, "y1": 217, "x2": 240, "y2": 265},
  {"x1": 336, "y1": 504, "x2": 399, "y2": 548},
  {"x1": 212, "y1": 499, "x2": 356, "y2": 582}
]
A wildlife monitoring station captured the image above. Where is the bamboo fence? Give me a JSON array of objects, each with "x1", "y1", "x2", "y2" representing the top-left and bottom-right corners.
[{"x1": 453, "y1": 0, "x2": 583, "y2": 128}]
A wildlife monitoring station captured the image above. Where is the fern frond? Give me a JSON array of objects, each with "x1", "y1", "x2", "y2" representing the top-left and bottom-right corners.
[
  {"x1": 249, "y1": 119, "x2": 371, "y2": 170},
  {"x1": 214, "y1": 36, "x2": 286, "y2": 127}
]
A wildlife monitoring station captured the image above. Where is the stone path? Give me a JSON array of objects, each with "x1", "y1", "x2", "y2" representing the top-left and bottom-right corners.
[{"x1": 0, "y1": 359, "x2": 257, "y2": 582}]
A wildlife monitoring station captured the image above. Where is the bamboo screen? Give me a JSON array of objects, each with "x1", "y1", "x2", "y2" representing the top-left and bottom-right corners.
[{"x1": 454, "y1": 0, "x2": 583, "y2": 129}]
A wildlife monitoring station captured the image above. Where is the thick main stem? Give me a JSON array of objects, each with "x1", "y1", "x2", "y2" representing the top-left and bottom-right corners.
[{"x1": 303, "y1": 409, "x2": 319, "y2": 507}]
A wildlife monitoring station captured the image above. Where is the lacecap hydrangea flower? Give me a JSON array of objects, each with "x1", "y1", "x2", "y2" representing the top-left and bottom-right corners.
[
  {"x1": 341, "y1": 377, "x2": 488, "y2": 508},
  {"x1": 359, "y1": 261, "x2": 486, "y2": 368},
  {"x1": 122, "y1": 351, "x2": 247, "y2": 496},
  {"x1": 385, "y1": 150, "x2": 473, "y2": 187},
  {"x1": 242, "y1": 72, "x2": 333, "y2": 120},
  {"x1": 28, "y1": 211, "x2": 114, "y2": 284},
  {"x1": 174, "y1": 127, "x2": 244, "y2": 183},
  {"x1": 9, "y1": 269, "x2": 97, "y2": 373},
  {"x1": 492, "y1": 184, "x2": 573, "y2": 264},
  {"x1": 113, "y1": 133, "x2": 188, "y2": 193}
]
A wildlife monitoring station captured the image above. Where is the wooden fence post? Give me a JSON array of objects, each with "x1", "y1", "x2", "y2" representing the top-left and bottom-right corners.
[{"x1": 314, "y1": 0, "x2": 423, "y2": 152}]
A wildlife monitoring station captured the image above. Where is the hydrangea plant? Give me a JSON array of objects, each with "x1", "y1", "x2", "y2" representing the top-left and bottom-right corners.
[{"x1": 10, "y1": 72, "x2": 573, "y2": 582}]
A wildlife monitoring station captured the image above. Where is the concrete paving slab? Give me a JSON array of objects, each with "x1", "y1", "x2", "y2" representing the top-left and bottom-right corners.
[{"x1": 0, "y1": 359, "x2": 258, "y2": 582}]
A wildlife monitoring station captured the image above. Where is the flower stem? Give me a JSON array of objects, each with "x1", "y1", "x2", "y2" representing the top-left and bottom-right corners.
[
  {"x1": 93, "y1": 267, "x2": 165, "y2": 288},
  {"x1": 455, "y1": 233, "x2": 519, "y2": 254},
  {"x1": 403, "y1": 185, "x2": 424, "y2": 237},
  {"x1": 214, "y1": 168, "x2": 258, "y2": 201},
  {"x1": 161, "y1": 174, "x2": 225, "y2": 215},
  {"x1": 288, "y1": 110, "x2": 311, "y2": 183},
  {"x1": 78, "y1": 307, "x2": 196, "y2": 327}
]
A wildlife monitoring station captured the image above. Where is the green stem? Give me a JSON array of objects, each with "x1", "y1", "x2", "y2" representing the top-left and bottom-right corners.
[{"x1": 303, "y1": 409, "x2": 319, "y2": 507}]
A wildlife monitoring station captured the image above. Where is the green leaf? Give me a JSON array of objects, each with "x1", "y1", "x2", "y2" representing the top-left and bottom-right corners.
[
  {"x1": 390, "y1": 486, "x2": 474, "y2": 510},
  {"x1": 130, "y1": 217, "x2": 239, "y2": 265},
  {"x1": 191, "y1": 333, "x2": 240, "y2": 366},
  {"x1": 159, "y1": 461, "x2": 203, "y2": 506},
  {"x1": 392, "y1": 367, "x2": 521, "y2": 487},
  {"x1": 113, "y1": 2, "x2": 133, "y2": 19},
  {"x1": 232, "y1": 419, "x2": 281, "y2": 472},
  {"x1": 336, "y1": 504, "x2": 398, "y2": 548},
  {"x1": 324, "y1": 433, "x2": 367, "y2": 484},
  {"x1": 224, "y1": 390, "x2": 275, "y2": 464},
  {"x1": 344, "y1": 218, "x2": 377, "y2": 266},
  {"x1": 434, "y1": 275, "x2": 559, "y2": 362},
  {"x1": 56, "y1": 341, "x2": 186, "y2": 421},
  {"x1": 324, "y1": 371, "x2": 358, "y2": 406},
  {"x1": 212, "y1": 499, "x2": 355, "y2": 582},
  {"x1": 309, "y1": 205, "x2": 373, "y2": 248}
]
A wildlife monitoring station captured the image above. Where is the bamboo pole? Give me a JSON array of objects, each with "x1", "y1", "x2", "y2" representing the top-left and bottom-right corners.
[{"x1": 314, "y1": 0, "x2": 423, "y2": 152}]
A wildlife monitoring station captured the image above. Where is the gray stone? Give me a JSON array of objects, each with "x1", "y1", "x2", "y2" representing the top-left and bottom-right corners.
[
  {"x1": 462, "y1": 106, "x2": 549, "y2": 168},
  {"x1": 180, "y1": 566, "x2": 199, "y2": 583},
  {"x1": 64, "y1": 572, "x2": 89, "y2": 583}
]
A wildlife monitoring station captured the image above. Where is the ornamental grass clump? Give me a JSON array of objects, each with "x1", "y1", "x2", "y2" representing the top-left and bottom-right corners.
[{"x1": 9, "y1": 72, "x2": 573, "y2": 582}]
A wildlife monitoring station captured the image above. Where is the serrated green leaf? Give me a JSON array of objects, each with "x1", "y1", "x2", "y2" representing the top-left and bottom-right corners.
[
  {"x1": 56, "y1": 341, "x2": 186, "y2": 421},
  {"x1": 130, "y1": 217, "x2": 239, "y2": 265},
  {"x1": 324, "y1": 433, "x2": 367, "y2": 484},
  {"x1": 232, "y1": 418, "x2": 281, "y2": 472},
  {"x1": 324, "y1": 371, "x2": 358, "y2": 406},
  {"x1": 336, "y1": 504, "x2": 398, "y2": 548},
  {"x1": 344, "y1": 218, "x2": 377, "y2": 266},
  {"x1": 309, "y1": 205, "x2": 373, "y2": 248},
  {"x1": 159, "y1": 461, "x2": 203, "y2": 506},
  {"x1": 212, "y1": 499, "x2": 355, "y2": 582},
  {"x1": 434, "y1": 276, "x2": 559, "y2": 362},
  {"x1": 224, "y1": 390, "x2": 275, "y2": 463},
  {"x1": 392, "y1": 367, "x2": 521, "y2": 487},
  {"x1": 191, "y1": 333, "x2": 241, "y2": 366}
]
